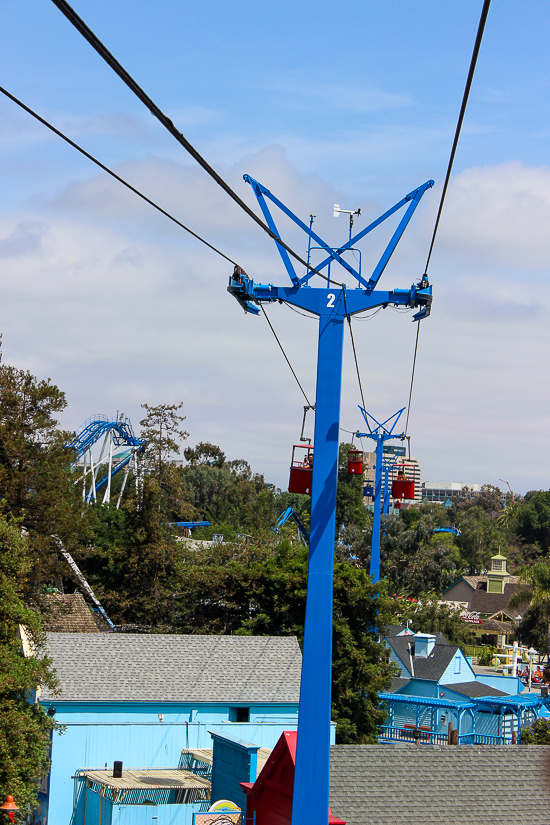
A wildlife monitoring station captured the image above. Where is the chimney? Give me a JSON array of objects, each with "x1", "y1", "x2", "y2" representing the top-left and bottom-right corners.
[
  {"x1": 414, "y1": 633, "x2": 436, "y2": 658},
  {"x1": 113, "y1": 761, "x2": 123, "y2": 779}
]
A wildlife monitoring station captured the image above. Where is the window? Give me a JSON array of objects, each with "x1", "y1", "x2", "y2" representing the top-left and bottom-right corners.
[
  {"x1": 454, "y1": 656, "x2": 461, "y2": 674},
  {"x1": 492, "y1": 559, "x2": 503, "y2": 571},
  {"x1": 229, "y1": 707, "x2": 250, "y2": 722}
]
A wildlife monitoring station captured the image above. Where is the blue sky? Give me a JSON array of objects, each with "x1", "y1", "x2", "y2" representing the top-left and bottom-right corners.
[{"x1": 1, "y1": 0, "x2": 550, "y2": 494}]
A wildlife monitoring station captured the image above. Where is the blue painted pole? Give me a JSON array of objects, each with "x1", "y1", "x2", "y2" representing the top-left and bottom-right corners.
[
  {"x1": 291, "y1": 295, "x2": 345, "y2": 825},
  {"x1": 383, "y1": 463, "x2": 391, "y2": 515},
  {"x1": 370, "y1": 438, "x2": 384, "y2": 583}
]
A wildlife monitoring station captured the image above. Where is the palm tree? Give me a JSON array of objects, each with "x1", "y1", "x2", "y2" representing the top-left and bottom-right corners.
[{"x1": 509, "y1": 561, "x2": 550, "y2": 661}]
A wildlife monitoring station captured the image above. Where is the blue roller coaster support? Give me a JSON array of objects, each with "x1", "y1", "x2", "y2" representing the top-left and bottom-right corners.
[
  {"x1": 68, "y1": 414, "x2": 145, "y2": 506},
  {"x1": 434, "y1": 526, "x2": 461, "y2": 537},
  {"x1": 275, "y1": 507, "x2": 310, "y2": 543},
  {"x1": 228, "y1": 174, "x2": 433, "y2": 825},
  {"x1": 170, "y1": 521, "x2": 212, "y2": 529},
  {"x1": 356, "y1": 407, "x2": 405, "y2": 583}
]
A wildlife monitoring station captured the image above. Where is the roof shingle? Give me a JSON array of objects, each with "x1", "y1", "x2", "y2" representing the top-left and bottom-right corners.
[
  {"x1": 329, "y1": 745, "x2": 550, "y2": 825},
  {"x1": 42, "y1": 633, "x2": 302, "y2": 703},
  {"x1": 43, "y1": 593, "x2": 100, "y2": 633}
]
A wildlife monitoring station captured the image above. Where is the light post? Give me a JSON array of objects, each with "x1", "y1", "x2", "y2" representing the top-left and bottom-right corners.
[{"x1": 0, "y1": 795, "x2": 19, "y2": 823}]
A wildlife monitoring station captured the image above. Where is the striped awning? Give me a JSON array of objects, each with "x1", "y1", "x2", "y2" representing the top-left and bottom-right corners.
[{"x1": 82, "y1": 768, "x2": 211, "y2": 791}]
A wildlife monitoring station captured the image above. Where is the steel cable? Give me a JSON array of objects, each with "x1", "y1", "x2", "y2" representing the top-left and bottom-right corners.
[
  {"x1": 0, "y1": 85, "x2": 239, "y2": 265},
  {"x1": 261, "y1": 306, "x2": 313, "y2": 407},
  {"x1": 406, "y1": 0, "x2": 492, "y2": 437},
  {"x1": 49, "y1": 0, "x2": 344, "y2": 287}
]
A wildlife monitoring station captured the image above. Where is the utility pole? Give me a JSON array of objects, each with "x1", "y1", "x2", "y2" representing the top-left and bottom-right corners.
[{"x1": 228, "y1": 174, "x2": 433, "y2": 825}]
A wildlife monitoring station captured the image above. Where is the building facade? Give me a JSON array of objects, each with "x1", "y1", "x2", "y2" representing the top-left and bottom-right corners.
[{"x1": 37, "y1": 634, "x2": 306, "y2": 825}]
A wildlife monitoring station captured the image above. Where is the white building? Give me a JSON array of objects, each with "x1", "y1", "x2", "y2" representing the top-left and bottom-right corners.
[{"x1": 422, "y1": 481, "x2": 482, "y2": 504}]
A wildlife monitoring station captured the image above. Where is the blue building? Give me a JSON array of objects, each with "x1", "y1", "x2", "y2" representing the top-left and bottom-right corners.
[
  {"x1": 379, "y1": 626, "x2": 547, "y2": 744},
  {"x1": 38, "y1": 633, "x2": 304, "y2": 825}
]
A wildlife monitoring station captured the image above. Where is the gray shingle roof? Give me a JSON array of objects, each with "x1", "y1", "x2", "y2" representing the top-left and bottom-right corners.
[
  {"x1": 41, "y1": 633, "x2": 301, "y2": 703},
  {"x1": 469, "y1": 582, "x2": 526, "y2": 618},
  {"x1": 329, "y1": 745, "x2": 550, "y2": 825},
  {"x1": 388, "y1": 677, "x2": 410, "y2": 693},
  {"x1": 448, "y1": 681, "x2": 508, "y2": 698},
  {"x1": 388, "y1": 636, "x2": 458, "y2": 681}
]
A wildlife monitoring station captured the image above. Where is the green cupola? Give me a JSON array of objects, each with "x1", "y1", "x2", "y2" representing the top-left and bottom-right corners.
[{"x1": 487, "y1": 552, "x2": 509, "y2": 594}]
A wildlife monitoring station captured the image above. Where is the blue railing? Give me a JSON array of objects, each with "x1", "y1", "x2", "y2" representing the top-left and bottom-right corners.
[
  {"x1": 379, "y1": 726, "x2": 448, "y2": 745},
  {"x1": 379, "y1": 726, "x2": 516, "y2": 746}
]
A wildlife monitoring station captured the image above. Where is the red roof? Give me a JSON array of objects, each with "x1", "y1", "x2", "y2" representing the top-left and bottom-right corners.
[{"x1": 240, "y1": 731, "x2": 345, "y2": 825}]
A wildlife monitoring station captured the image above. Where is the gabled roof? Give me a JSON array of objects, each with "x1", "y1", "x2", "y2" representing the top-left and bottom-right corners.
[
  {"x1": 240, "y1": 731, "x2": 345, "y2": 825},
  {"x1": 41, "y1": 633, "x2": 302, "y2": 703},
  {"x1": 444, "y1": 574, "x2": 520, "y2": 595},
  {"x1": 43, "y1": 593, "x2": 99, "y2": 633},
  {"x1": 388, "y1": 676, "x2": 410, "y2": 693},
  {"x1": 469, "y1": 582, "x2": 526, "y2": 619},
  {"x1": 329, "y1": 745, "x2": 550, "y2": 825},
  {"x1": 383, "y1": 625, "x2": 414, "y2": 637},
  {"x1": 385, "y1": 635, "x2": 459, "y2": 682}
]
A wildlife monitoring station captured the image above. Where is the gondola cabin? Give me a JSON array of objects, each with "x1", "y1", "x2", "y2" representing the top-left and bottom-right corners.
[
  {"x1": 347, "y1": 449, "x2": 364, "y2": 475},
  {"x1": 288, "y1": 444, "x2": 314, "y2": 496},
  {"x1": 391, "y1": 464, "x2": 415, "y2": 502}
]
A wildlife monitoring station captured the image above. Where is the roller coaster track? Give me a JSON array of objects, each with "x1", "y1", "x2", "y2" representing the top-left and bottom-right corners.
[{"x1": 68, "y1": 414, "x2": 145, "y2": 507}]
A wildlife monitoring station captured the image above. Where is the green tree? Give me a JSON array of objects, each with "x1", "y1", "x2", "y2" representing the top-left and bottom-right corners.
[
  {"x1": 183, "y1": 442, "x2": 226, "y2": 468},
  {"x1": 521, "y1": 717, "x2": 550, "y2": 744},
  {"x1": 0, "y1": 352, "x2": 93, "y2": 590},
  {"x1": 335, "y1": 443, "x2": 369, "y2": 533},
  {"x1": 181, "y1": 445, "x2": 278, "y2": 534},
  {"x1": 0, "y1": 511, "x2": 58, "y2": 813},
  {"x1": 512, "y1": 491, "x2": 550, "y2": 555},
  {"x1": 140, "y1": 403, "x2": 188, "y2": 473},
  {"x1": 515, "y1": 604, "x2": 548, "y2": 656},
  {"x1": 508, "y1": 561, "x2": 550, "y2": 658},
  {"x1": 394, "y1": 597, "x2": 473, "y2": 647}
]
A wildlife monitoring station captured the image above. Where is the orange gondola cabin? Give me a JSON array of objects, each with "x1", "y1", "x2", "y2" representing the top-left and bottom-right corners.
[
  {"x1": 347, "y1": 449, "x2": 364, "y2": 475},
  {"x1": 288, "y1": 444, "x2": 314, "y2": 495}
]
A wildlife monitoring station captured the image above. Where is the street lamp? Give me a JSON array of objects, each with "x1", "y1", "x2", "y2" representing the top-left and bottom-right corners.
[{"x1": 0, "y1": 795, "x2": 19, "y2": 823}]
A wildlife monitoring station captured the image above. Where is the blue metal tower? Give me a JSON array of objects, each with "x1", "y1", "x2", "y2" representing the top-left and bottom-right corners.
[
  {"x1": 228, "y1": 175, "x2": 433, "y2": 825},
  {"x1": 356, "y1": 407, "x2": 406, "y2": 583}
]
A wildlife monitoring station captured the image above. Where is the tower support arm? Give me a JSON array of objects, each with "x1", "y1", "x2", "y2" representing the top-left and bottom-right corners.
[
  {"x1": 245, "y1": 176, "x2": 363, "y2": 286},
  {"x1": 244, "y1": 176, "x2": 300, "y2": 286},
  {"x1": 298, "y1": 180, "x2": 434, "y2": 286},
  {"x1": 228, "y1": 273, "x2": 432, "y2": 319}
]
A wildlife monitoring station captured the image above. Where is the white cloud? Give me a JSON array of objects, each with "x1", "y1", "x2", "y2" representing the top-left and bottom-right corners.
[
  {"x1": 257, "y1": 78, "x2": 412, "y2": 115},
  {"x1": 1, "y1": 153, "x2": 550, "y2": 493}
]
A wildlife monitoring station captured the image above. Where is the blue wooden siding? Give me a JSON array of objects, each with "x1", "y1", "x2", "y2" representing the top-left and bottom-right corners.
[
  {"x1": 398, "y1": 680, "x2": 438, "y2": 699},
  {"x1": 387, "y1": 648, "x2": 410, "y2": 678},
  {"x1": 210, "y1": 732, "x2": 258, "y2": 813},
  {"x1": 439, "y1": 650, "x2": 476, "y2": 685},
  {"x1": 44, "y1": 701, "x2": 308, "y2": 825}
]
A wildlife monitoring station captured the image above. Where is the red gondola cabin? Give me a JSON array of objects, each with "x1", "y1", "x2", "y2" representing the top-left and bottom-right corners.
[
  {"x1": 288, "y1": 444, "x2": 314, "y2": 496},
  {"x1": 347, "y1": 449, "x2": 364, "y2": 475},
  {"x1": 391, "y1": 465, "x2": 415, "y2": 502}
]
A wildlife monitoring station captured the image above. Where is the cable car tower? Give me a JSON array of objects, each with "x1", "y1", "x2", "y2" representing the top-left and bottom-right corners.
[
  {"x1": 355, "y1": 406, "x2": 410, "y2": 582},
  {"x1": 228, "y1": 174, "x2": 433, "y2": 825}
]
